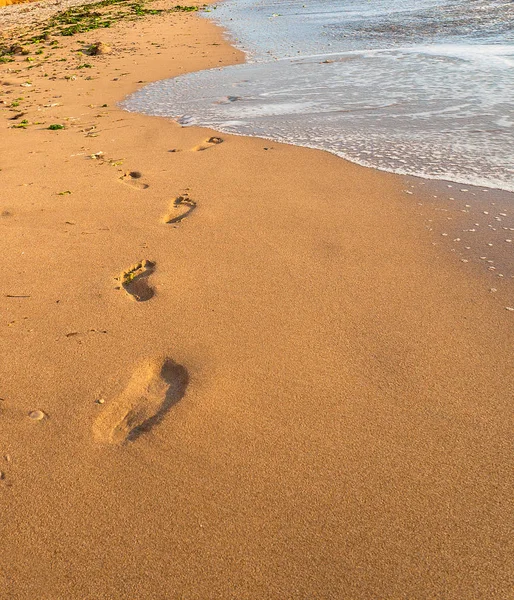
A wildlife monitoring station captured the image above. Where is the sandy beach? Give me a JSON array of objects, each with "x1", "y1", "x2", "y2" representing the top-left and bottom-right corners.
[{"x1": 1, "y1": 1, "x2": 513, "y2": 598}]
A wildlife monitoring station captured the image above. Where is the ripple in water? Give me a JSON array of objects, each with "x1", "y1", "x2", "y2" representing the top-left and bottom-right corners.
[{"x1": 122, "y1": 0, "x2": 514, "y2": 192}]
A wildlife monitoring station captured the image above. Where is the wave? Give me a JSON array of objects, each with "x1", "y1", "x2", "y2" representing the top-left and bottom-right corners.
[{"x1": 122, "y1": 0, "x2": 514, "y2": 193}]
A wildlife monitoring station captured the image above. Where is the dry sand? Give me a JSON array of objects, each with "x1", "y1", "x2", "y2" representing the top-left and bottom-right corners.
[{"x1": 1, "y1": 1, "x2": 513, "y2": 598}]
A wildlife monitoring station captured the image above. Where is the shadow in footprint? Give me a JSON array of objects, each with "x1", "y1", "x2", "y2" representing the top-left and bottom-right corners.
[
  {"x1": 191, "y1": 137, "x2": 223, "y2": 152},
  {"x1": 163, "y1": 194, "x2": 197, "y2": 224},
  {"x1": 93, "y1": 357, "x2": 189, "y2": 444},
  {"x1": 118, "y1": 260, "x2": 155, "y2": 301},
  {"x1": 120, "y1": 171, "x2": 149, "y2": 190}
]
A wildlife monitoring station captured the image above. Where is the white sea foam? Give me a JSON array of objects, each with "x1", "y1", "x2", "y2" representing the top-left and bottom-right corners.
[{"x1": 122, "y1": 0, "x2": 514, "y2": 192}]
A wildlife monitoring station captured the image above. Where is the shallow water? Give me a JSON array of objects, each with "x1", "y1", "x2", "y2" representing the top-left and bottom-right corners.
[{"x1": 122, "y1": 0, "x2": 514, "y2": 192}]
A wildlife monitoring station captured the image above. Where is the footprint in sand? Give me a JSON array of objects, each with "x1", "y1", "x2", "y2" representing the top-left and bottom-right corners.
[
  {"x1": 191, "y1": 136, "x2": 223, "y2": 152},
  {"x1": 117, "y1": 260, "x2": 155, "y2": 302},
  {"x1": 120, "y1": 170, "x2": 149, "y2": 190},
  {"x1": 93, "y1": 357, "x2": 189, "y2": 444},
  {"x1": 162, "y1": 194, "x2": 197, "y2": 224}
]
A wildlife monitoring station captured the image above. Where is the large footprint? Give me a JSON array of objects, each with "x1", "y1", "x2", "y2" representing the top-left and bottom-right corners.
[
  {"x1": 117, "y1": 260, "x2": 155, "y2": 301},
  {"x1": 120, "y1": 171, "x2": 149, "y2": 190},
  {"x1": 191, "y1": 137, "x2": 223, "y2": 152},
  {"x1": 93, "y1": 357, "x2": 189, "y2": 444},
  {"x1": 162, "y1": 194, "x2": 197, "y2": 224}
]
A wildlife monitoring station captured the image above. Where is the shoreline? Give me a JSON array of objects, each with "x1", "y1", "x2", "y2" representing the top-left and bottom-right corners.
[
  {"x1": 1, "y1": 2, "x2": 513, "y2": 598},
  {"x1": 147, "y1": 0, "x2": 514, "y2": 199}
]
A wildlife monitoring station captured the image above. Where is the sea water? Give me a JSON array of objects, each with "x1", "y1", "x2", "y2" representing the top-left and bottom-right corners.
[{"x1": 122, "y1": 0, "x2": 514, "y2": 192}]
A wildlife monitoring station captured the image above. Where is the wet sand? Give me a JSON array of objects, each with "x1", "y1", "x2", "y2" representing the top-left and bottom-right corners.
[
  {"x1": 405, "y1": 177, "x2": 514, "y2": 286},
  {"x1": 1, "y1": 1, "x2": 513, "y2": 598}
]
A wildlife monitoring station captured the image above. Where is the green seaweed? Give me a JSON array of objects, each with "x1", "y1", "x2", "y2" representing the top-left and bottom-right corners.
[{"x1": 12, "y1": 119, "x2": 29, "y2": 129}]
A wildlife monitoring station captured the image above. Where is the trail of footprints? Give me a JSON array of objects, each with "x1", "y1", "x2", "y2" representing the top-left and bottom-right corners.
[
  {"x1": 114, "y1": 190, "x2": 196, "y2": 303},
  {"x1": 99, "y1": 138, "x2": 221, "y2": 443},
  {"x1": 116, "y1": 143, "x2": 210, "y2": 301},
  {"x1": 2, "y1": 140, "x2": 223, "y2": 449}
]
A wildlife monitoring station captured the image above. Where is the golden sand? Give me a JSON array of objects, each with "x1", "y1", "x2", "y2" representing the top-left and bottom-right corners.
[
  {"x1": 1, "y1": 1, "x2": 512, "y2": 598},
  {"x1": 0, "y1": 0, "x2": 36, "y2": 7}
]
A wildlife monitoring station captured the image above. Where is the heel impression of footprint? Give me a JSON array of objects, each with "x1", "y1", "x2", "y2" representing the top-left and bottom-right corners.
[{"x1": 120, "y1": 171, "x2": 149, "y2": 190}]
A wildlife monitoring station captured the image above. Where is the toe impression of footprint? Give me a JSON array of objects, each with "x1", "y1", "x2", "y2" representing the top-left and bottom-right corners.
[
  {"x1": 163, "y1": 194, "x2": 196, "y2": 224},
  {"x1": 117, "y1": 260, "x2": 155, "y2": 301},
  {"x1": 191, "y1": 137, "x2": 223, "y2": 152},
  {"x1": 120, "y1": 170, "x2": 149, "y2": 190},
  {"x1": 93, "y1": 357, "x2": 189, "y2": 444}
]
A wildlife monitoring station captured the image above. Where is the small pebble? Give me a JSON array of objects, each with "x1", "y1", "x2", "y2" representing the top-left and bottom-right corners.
[
  {"x1": 28, "y1": 410, "x2": 46, "y2": 421},
  {"x1": 506, "y1": 307, "x2": 514, "y2": 312},
  {"x1": 95, "y1": 398, "x2": 105, "y2": 405},
  {"x1": 490, "y1": 288, "x2": 497, "y2": 293}
]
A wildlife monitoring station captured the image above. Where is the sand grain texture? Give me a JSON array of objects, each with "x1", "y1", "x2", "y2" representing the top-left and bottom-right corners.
[
  {"x1": 0, "y1": 1, "x2": 512, "y2": 599},
  {"x1": 93, "y1": 357, "x2": 188, "y2": 444}
]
